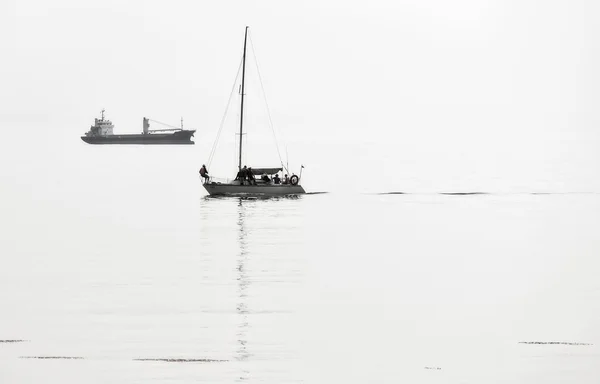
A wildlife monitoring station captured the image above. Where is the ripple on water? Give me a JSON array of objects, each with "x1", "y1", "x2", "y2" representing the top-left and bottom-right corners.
[
  {"x1": 20, "y1": 356, "x2": 84, "y2": 360},
  {"x1": 133, "y1": 358, "x2": 228, "y2": 363},
  {"x1": 439, "y1": 192, "x2": 489, "y2": 195},
  {"x1": 519, "y1": 341, "x2": 592, "y2": 346}
]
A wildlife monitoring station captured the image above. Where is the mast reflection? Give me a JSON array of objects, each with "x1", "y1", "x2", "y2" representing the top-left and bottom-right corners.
[{"x1": 236, "y1": 198, "x2": 251, "y2": 380}]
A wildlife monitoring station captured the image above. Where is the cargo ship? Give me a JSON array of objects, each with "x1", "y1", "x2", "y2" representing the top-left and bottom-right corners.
[{"x1": 81, "y1": 110, "x2": 195, "y2": 145}]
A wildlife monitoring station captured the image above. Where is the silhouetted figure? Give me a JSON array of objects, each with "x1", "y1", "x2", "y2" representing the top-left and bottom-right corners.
[
  {"x1": 199, "y1": 164, "x2": 209, "y2": 183},
  {"x1": 273, "y1": 174, "x2": 281, "y2": 184},
  {"x1": 283, "y1": 174, "x2": 289, "y2": 184},
  {"x1": 261, "y1": 173, "x2": 271, "y2": 183},
  {"x1": 236, "y1": 165, "x2": 248, "y2": 184},
  {"x1": 247, "y1": 167, "x2": 256, "y2": 185}
]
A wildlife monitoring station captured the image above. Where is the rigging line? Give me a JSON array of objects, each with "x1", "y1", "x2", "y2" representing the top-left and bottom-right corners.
[
  {"x1": 248, "y1": 32, "x2": 288, "y2": 174},
  {"x1": 207, "y1": 56, "x2": 244, "y2": 169},
  {"x1": 148, "y1": 119, "x2": 182, "y2": 130}
]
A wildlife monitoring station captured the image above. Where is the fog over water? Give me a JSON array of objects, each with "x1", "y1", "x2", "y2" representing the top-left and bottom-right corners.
[{"x1": 1, "y1": 1, "x2": 600, "y2": 383}]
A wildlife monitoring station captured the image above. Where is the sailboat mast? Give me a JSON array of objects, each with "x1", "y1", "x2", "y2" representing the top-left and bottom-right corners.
[{"x1": 238, "y1": 26, "x2": 249, "y2": 171}]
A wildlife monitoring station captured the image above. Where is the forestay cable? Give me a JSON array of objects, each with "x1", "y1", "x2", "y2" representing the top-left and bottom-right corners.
[{"x1": 207, "y1": 57, "x2": 244, "y2": 169}]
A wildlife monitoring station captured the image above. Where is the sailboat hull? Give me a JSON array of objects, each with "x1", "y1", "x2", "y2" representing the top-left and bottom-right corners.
[{"x1": 203, "y1": 183, "x2": 305, "y2": 196}]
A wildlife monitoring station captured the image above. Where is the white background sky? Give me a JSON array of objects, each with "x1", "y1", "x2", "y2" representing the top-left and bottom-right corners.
[{"x1": 1, "y1": 0, "x2": 599, "y2": 193}]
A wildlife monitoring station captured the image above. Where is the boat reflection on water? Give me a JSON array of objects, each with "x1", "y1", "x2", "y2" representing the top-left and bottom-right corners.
[
  {"x1": 236, "y1": 199, "x2": 250, "y2": 381},
  {"x1": 202, "y1": 194, "x2": 301, "y2": 202},
  {"x1": 198, "y1": 195, "x2": 304, "y2": 381}
]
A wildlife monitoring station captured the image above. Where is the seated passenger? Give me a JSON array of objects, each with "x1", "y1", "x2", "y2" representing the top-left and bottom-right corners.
[
  {"x1": 261, "y1": 173, "x2": 271, "y2": 183},
  {"x1": 273, "y1": 174, "x2": 281, "y2": 184},
  {"x1": 283, "y1": 174, "x2": 289, "y2": 184}
]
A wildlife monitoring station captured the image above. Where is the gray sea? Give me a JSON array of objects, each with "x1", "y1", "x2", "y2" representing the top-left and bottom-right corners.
[{"x1": 1, "y1": 143, "x2": 600, "y2": 383}]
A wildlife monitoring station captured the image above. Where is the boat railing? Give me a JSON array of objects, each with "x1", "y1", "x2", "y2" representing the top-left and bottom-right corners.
[
  {"x1": 204, "y1": 176, "x2": 235, "y2": 184},
  {"x1": 147, "y1": 128, "x2": 183, "y2": 133}
]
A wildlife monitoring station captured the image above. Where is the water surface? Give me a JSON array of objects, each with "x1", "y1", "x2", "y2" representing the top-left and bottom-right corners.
[{"x1": 2, "y1": 187, "x2": 599, "y2": 383}]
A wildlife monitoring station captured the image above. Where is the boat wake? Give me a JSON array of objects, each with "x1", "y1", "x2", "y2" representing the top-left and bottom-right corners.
[
  {"x1": 378, "y1": 191, "x2": 598, "y2": 196},
  {"x1": 376, "y1": 191, "x2": 488, "y2": 195}
]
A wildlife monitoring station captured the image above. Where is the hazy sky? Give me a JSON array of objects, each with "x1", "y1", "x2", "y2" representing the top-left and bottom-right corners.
[
  {"x1": 2, "y1": 4, "x2": 599, "y2": 382},
  {"x1": 1, "y1": 0, "x2": 599, "y2": 192}
]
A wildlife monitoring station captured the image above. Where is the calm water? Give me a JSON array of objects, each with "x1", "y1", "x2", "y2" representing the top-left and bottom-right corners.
[{"x1": 2, "y1": 156, "x2": 600, "y2": 383}]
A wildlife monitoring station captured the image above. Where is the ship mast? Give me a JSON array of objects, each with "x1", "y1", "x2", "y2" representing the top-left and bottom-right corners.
[{"x1": 238, "y1": 26, "x2": 249, "y2": 171}]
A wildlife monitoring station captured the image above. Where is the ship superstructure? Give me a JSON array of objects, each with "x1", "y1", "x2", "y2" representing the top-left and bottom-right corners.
[{"x1": 86, "y1": 109, "x2": 114, "y2": 136}]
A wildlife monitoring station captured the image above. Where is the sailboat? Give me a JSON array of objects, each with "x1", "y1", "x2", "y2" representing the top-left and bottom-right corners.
[{"x1": 202, "y1": 27, "x2": 306, "y2": 196}]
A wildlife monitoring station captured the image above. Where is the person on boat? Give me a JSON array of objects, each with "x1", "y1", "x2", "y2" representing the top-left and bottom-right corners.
[
  {"x1": 247, "y1": 167, "x2": 256, "y2": 185},
  {"x1": 261, "y1": 173, "x2": 271, "y2": 183},
  {"x1": 236, "y1": 166, "x2": 248, "y2": 184},
  {"x1": 273, "y1": 174, "x2": 281, "y2": 184},
  {"x1": 199, "y1": 164, "x2": 209, "y2": 183},
  {"x1": 283, "y1": 174, "x2": 289, "y2": 184}
]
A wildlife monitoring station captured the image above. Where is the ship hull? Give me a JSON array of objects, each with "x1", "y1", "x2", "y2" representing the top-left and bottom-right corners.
[
  {"x1": 203, "y1": 182, "x2": 305, "y2": 196},
  {"x1": 81, "y1": 130, "x2": 195, "y2": 145}
]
